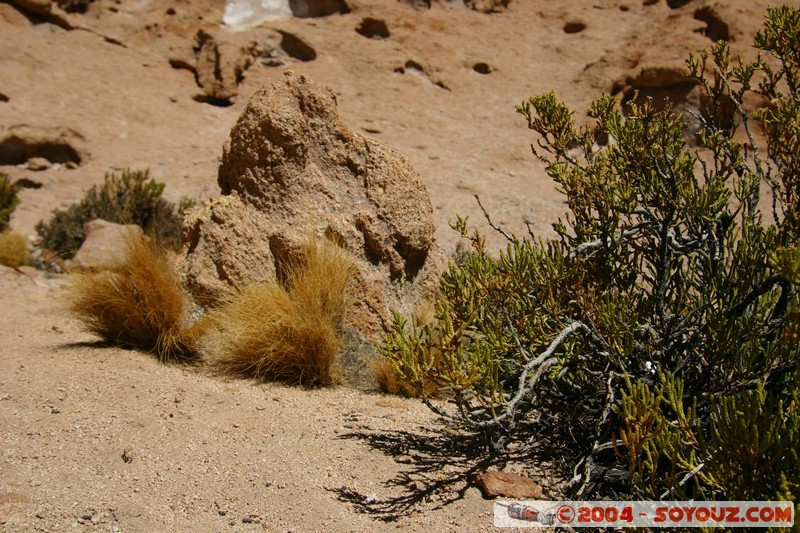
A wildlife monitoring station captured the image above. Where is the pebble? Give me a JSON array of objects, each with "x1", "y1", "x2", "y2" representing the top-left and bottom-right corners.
[
  {"x1": 26, "y1": 157, "x2": 51, "y2": 171},
  {"x1": 242, "y1": 516, "x2": 254, "y2": 523}
]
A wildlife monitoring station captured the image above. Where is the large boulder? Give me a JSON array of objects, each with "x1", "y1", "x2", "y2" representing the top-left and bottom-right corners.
[{"x1": 179, "y1": 72, "x2": 446, "y2": 337}]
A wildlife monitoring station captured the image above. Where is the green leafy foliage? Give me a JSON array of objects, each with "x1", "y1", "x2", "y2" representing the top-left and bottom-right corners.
[
  {"x1": 36, "y1": 168, "x2": 193, "y2": 259},
  {"x1": 380, "y1": 6, "x2": 800, "y2": 501}
]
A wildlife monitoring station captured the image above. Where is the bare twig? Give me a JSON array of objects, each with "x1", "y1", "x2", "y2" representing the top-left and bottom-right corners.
[{"x1": 474, "y1": 195, "x2": 514, "y2": 243}]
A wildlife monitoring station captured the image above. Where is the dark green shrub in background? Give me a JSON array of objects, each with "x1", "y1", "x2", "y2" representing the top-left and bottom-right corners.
[
  {"x1": 381, "y1": 5, "x2": 799, "y2": 502},
  {"x1": 36, "y1": 168, "x2": 194, "y2": 259},
  {"x1": 0, "y1": 172, "x2": 20, "y2": 232}
]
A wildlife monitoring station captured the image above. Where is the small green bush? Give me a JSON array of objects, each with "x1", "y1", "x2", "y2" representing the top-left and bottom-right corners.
[
  {"x1": 36, "y1": 168, "x2": 193, "y2": 259},
  {"x1": 0, "y1": 172, "x2": 20, "y2": 232},
  {"x1": 381, "y1": 5, "x2": 800, "y2": 502}
]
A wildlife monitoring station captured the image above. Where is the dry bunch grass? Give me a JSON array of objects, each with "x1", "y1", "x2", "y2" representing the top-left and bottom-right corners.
[
  {"x1": 67, "y1": 233, "x2": 199, "y2": 362},
  {"x1": 206, "y1": 240, "x2": 353, "y2": 387},
  {"x1": 0, "y1": 231, "x2": 31, "y2": 267}
]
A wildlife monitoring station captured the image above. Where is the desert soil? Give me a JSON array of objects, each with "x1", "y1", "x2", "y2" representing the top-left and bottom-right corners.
[{"x1": 0, "y1": 0, "x2": 786, "y2": 530}]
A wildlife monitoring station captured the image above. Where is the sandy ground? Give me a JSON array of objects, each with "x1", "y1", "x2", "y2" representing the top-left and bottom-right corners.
[{"x1": 0, "y1": 0, "x2": 783, "y2": 530}]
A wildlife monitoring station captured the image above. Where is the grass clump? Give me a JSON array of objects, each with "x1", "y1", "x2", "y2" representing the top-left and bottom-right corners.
[
  {"x1": 36, "y1": 168, "x2": 193, "y2": 259},
  {"x1": 0, "y1": 231, "x2": 31, "y2": 267},
  {"x1": 68, "y1": 233, "x2": 199, "y2": 362},
  {"x1": 206, "y1": 240, "x2": 353, "y2": 387}
]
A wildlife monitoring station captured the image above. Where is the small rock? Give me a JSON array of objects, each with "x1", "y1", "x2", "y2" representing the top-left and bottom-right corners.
[
  {"x1": 68, "y1": 219, "x2": 144, "y2": 271},
  {"x1": 242, "y1": 516, "x2": 254, "y2": 523},
  {"x1": 395, "y1": 455, "x2": 413, "y2": 464},
  {"x1": 121, "y1": 449, "x2": 134, "y2": 464},
  {"x1": 26, "y1": 157, "x2": 51, "y2": 171},
  {"x1": 474, "y1": 470, "x2": 543, "y2": 499},
  {"x1": 218, "y1": 509, "x2": 227, "y2": 516}
]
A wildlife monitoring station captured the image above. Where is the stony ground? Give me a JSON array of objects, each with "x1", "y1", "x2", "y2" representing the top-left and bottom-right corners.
[{"x1": 0, "y1": 0, "x2": 783, "y2": 530}]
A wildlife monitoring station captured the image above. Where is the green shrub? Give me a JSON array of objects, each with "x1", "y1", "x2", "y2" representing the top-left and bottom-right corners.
[
  {"x1": 0, "y1": 172, "x2": 20, "y2": 232},
  {"x1": 380, "y1": 5, "x2": 800, "y2": 501},
  {"x1": 36, "y1": 168, "x2": 193, "y2": 259}
]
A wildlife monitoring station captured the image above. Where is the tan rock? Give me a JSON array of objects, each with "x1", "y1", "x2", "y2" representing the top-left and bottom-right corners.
[
  {"x1": 7, "y1": 0, "x2": 51, "y2": 17},
  {"x1": 179, "y1": 71, "x2": 447, "y2": 337},
  {"x1": 474, "y1": 470, "x2": 543, "y2": 499},
  {"x1": 26, "y1": 156, "x2": 50, "y2": 171},
  {"x1": 0, "y1": 124, "x2": 86, "y2": 166},
  {"x1": 194, "y1": 29, "x2": 258, "y2": 100},
  {"x1": 469, "y1": 0, "x2": 510, "y2": 13},
  {"x1": 68, "y1": 219, "x2": 143, "y2": 271}
]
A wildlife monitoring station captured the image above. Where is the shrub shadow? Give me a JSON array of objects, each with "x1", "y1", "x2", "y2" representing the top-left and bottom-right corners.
[{"x1": 331, "y1": 426, "x2": 519, "y2": 522}]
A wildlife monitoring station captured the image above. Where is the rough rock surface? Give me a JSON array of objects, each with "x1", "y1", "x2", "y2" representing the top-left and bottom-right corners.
[
  {"x1": 7, "y1": 0, "x2": 51, "y2": 17},
  {"x1": 474, "y1": 470, "x2": 543, "y2": 499},
  {"x1": 398, "y1": 0, "x2": 508, "y2": 12},
  {"x1": 67, "y1": 219, "x2": 144, "y2": 271},
  {"x1": 289, "y1": 0, "x2": 350, "y2": 18},
  {"x1": 0, "y1": 124, "x2": 86, "y2": 167},
  {"x1": 469, "y1": 0, "x2": 510, "y2": 13},
  {"x1": 193, "y1": 28, "x2": 264, "y2": 101},
  {"x1": 180, "y1": 71, "x2": 446, "y2": 337}
]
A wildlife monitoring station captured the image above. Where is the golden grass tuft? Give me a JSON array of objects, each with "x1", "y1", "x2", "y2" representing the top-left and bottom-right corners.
[
  {"x1": 0, "y1": 231, "x2": 31, "y2": 267},
  {"x1": 206, "y1": 240, "x2": 353, "y2": 387},
  {"x1": 67, "y1": 233, "x2": 199, "y2": 362}
]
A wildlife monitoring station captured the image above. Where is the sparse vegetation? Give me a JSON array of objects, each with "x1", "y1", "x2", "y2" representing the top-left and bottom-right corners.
[
  {"x1": 206, "y1": 240, "x2": 353, "y2": 387},
  {"x1": 373, "y1": 302, "x2": 446, "y2": 398},
  {"x1": 0, "y1": 231, "x2": 31, "y2": 267},
  {"x1": 380, "y1": 5, "x2": 800, "y2": 502},
  {"x1": 67, "y1": 233, "x2": 200, "y2": 362},
  {"x1": 36, "y1": 168, "x2": 193, "y2": 259},
  {"x1": 0, "y1": 172, "x2": 20, "y2": 232}
]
